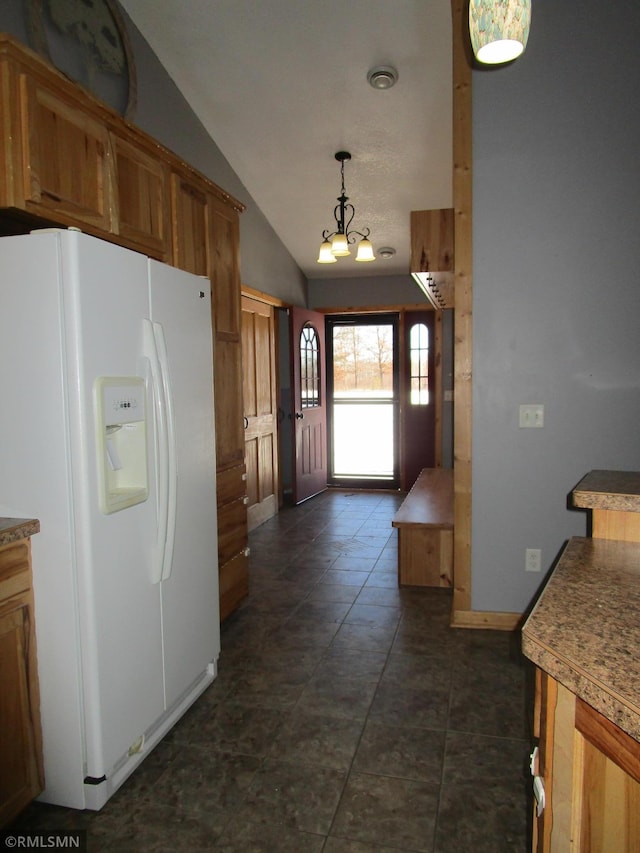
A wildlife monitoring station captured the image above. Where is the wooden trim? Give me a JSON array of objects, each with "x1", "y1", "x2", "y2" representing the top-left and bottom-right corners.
[
  {"x1": 314, "y1": 303, "x2": 432, "y2": 315},
  {"x1": 451, "y1": 0, "x2": 473, "y2": 615},
  {"x1": 576, "y1": 696, "x2": 640, "y2": 785},
  {"x1": 592, "y1": 509, "x2": 640, "y2": 543},
  {"x1": 553, "y1": 681, "x2": 578, "y2": 850},
  {"x1": 535, "y1": 670, "x2": 558, "y2": 853},
  {"x1": 450, "y1": 609, "x2": 521, "y2": 631},
  {"x1": 241, "y1": 283, "x2": 290, "y2": 308},
  {"x1": 434, "y1": 309, "x2": 443, "y2": 468}
]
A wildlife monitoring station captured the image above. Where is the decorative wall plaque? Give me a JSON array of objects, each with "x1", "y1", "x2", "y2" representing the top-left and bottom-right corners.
[{"x1": 27, "y1": 0, "x2": 137, "y2": 119}]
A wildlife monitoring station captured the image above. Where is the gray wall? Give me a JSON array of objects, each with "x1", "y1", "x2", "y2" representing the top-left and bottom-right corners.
[
  {"x1": 308, "y1": 273, "x2": 426, "y2": 311},
  {"x1": 122, "y1": 10, "x2": 307, "y2": 304},
  {"x1": 472, "y1": 0, "x2": 640, "y2": 613},
  {"x1": 0, "y1": 1, "x2": 307, "y2": 306}
]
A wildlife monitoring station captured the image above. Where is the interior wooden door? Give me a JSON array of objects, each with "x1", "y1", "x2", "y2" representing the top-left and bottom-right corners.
[
  {"x1": 242, "y1": 295, "x2": 279, "y2": 530},
  {"x1": 290, "y1": 306, "x2": 327, "y2": 504}
]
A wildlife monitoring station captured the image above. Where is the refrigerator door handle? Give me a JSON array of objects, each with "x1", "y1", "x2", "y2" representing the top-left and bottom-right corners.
[
  {"x1": 152, "y1": 321, "x2": 177, "y2": 582},
  {"x1": 143, "y1": 319, "x2": 170, "y2": 585}
]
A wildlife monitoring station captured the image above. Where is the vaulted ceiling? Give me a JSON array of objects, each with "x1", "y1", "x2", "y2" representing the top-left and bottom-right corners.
[{"x1": 119, "y1": 0, "x2": 453, "y2": 279}]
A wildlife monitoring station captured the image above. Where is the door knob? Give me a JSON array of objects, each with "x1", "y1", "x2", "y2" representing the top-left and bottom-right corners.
[{"x1": 243, "y1": 416, "x2": 249, "y2": 429}]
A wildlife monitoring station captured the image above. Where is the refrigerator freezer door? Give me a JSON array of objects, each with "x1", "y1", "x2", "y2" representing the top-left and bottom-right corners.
[
  {"x1": 59, "y1": 231, "x2": 165, "y2": 781},
  {"x1": 148, "y1": 259, "x2": 220, "y2": 710}
]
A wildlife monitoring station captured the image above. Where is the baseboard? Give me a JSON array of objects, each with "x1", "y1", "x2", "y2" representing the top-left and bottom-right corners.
[{"x1": 451, "y1": 609, "x2": 523, "y2": 631}]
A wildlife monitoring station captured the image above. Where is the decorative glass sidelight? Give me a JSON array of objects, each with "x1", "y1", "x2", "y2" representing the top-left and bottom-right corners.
[{"x1": 300, "y1": 323, "x2": 320, "y2": 408}]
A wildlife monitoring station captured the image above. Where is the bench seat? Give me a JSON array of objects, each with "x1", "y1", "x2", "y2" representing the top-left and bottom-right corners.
[{"x1": 392, "y1": 468, "x2": 454, "y2": 587}]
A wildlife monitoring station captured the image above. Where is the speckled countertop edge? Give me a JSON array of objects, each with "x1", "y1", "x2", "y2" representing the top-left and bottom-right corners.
[
  {"x1": 0, "y1": 517, "x2": 40, "y2": 545},
  {"x1": 522, "y1": 536, "x2": 640, "y2": 742},
  {"x1": 572, "y1": 470, "x2": 640, "y2": 513}
]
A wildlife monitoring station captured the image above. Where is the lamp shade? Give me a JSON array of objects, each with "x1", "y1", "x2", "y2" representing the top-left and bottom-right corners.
[
  {"x1": 330, "y1": 232, "x2": 350, "y2": 256},
  {"x1": 355, "y1": 238, "x2": 375, "y2": 262},
  {"x1": 469, "y1": 0, "x2": 531, "y2": 65},
  {"x1": 317, "y1": 240, "x2": 337, "y2": 263}
]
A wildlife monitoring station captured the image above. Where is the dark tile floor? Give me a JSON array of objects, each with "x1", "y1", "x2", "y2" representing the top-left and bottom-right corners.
[{"x1": 10, "y1": 489, "x2": 534, "y2": 851}]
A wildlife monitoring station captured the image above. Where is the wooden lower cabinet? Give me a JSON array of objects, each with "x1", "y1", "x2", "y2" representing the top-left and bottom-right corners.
[
  {"x1": 217, "y1": 465, "x2": 249, "y2": 622},
  {"x1": 0, "y1": 537, "x2": 43, "y2": 828},
  {"x1": 533, "y1": 670, "x2": 640, "y2": 852}
]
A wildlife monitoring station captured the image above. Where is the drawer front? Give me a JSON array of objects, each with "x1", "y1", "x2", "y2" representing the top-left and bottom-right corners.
[
  {"x1": 219, "y1": 551, "x2": 248, "y2": 622},
  {"x1": 217, "y1": 498, "x2": 248, "y2": 567},
  {"x1": 217, "y1": 463, "x2": 247, "y2": 507}
]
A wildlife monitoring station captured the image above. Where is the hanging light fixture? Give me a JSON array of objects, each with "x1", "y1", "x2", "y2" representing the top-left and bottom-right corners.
[
  {"x1": 317, "y1": 151, "x2": 375, "y2": 264},
  {"x1": 469, "y1": 0, "x2": 531, "y2": 65}
]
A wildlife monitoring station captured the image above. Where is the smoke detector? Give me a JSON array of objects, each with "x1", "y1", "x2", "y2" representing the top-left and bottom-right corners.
[
  {"x1": 367, "y1": 66, "x2": 398, "y2": 90},
  {"x1": 378, "y1": 247, "x2": 396, "y2": 259}
]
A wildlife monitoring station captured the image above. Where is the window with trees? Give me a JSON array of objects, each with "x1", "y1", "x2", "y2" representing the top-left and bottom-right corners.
[
  {"x1": 300, "y1": 323, "x2": 320, "y2": 408},
  {"x1": 409, "y1": 322, "x2": 430, "y2": 404}
]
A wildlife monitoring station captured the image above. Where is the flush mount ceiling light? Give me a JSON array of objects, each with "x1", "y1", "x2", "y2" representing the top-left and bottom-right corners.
[
  {"x1": 367, "y1": 65, "x2": 398, "y2": 90},
  {"x1": 469, "y1": 0, "x2": 531, "y2": 65},
  {"x1": 317, "y1": 152, "x2": 375, "y2": 264}
]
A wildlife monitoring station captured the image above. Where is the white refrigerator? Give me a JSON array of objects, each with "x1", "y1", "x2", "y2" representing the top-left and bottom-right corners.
[{"x1": 0, "y1": 229, "x2": 220, "y2": 810}]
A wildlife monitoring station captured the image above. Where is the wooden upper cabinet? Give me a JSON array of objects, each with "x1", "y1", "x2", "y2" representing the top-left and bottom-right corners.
[
  {"x1": 410, "y1": 209, "x2": 455, "y2": 309},
  {"x1": 209, "y1": 195, "x2": 245, "y2": 472},
  {"x1": 111, "y1": 134, "x2": 170, "y2": 259},
  {"x1": 209, "y1": 195, "x2": 242, "y2": 339},
  {"x1": 17, "y1": 74, "x2": 113, "y2": 231},
  {"x1": 170, "y1": 172, "x2": 210, "y2": 275}
]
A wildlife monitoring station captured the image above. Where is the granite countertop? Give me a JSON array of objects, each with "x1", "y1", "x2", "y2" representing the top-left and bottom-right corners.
[
  {"x1": 0, "y1": 517, "x2": 40, "y2": 546},
  {"x1": 573, "y1": 469, "x2": 640, "y2": 513},
  {"x1": 522, "y1": 536, "x2": 640, "y2": 742}
]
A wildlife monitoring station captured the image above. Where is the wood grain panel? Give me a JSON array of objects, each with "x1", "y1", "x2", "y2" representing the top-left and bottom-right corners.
[
  {"x1": 592, "y1": 509, "x2": 640, "y2": 543},
  {"x1": 19, "y1": 75, "x2": 111, "y2": 229},
  {"x1": 451, "y1": 0, "x2": 473, "y2": 617},
  {"x1": 112, "y1": 134, "x2": 170, "y2": 258},
  {"x1": 170, "y1": 173, "x2": 210, "y2": 275},
  {"x1": 242, "y1": 294, "x2": 279, "y2": 531}
]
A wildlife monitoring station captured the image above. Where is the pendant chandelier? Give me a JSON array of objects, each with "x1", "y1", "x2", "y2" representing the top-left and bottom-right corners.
[
  {"x1": 469, "y1": 0, "x2": 531, "y2": 65},
  {"x1": 317, "y1": 151, "x2": 375, "y2": 264}
]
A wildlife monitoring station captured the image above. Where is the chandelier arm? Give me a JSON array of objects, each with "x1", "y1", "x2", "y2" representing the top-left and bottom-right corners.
[
  {"x1": 341, "y1": 203, "x2": 357, "y2": 242},
  {"x1": 347, "y1": 226, "x2": 371, "y2": 241}
]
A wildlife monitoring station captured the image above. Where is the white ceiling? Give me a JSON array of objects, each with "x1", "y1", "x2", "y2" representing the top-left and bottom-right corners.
[{"x1": 119, "y1": 0, "x2": 453, "y2": 279}]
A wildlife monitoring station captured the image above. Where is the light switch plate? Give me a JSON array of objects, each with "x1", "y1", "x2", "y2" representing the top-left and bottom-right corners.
[{"x1": 519, "y1": 404, "x2": 544, "y2": 428}]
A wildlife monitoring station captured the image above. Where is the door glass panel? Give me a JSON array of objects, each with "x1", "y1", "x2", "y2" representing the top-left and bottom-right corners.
[
  {"x1": 330, "y1": 321, "x2": 397, "y2": 483},
  {"x1": 300, "y1": 323, "x2": 320, "y2": 408},
  {"x1": 409, "y1": 322, "x2": 429, "y2": 404}
]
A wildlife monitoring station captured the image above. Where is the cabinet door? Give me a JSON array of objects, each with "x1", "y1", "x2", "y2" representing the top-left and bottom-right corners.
[
  {"x1": 170, "y1": 172, "x2": 210, "y2": 275},
  {"x1": 18, "y1": 74, "x2": 112, "y2": 230},
  {"x1": 0, "y1": 601, "x2": 40, "y2": 827},
  {"x1": 210, "y1": 195, "x2": 245, "y2": 471},
  {"x1": 111, "y1": 134, "x2": 170, "y2": 259}
]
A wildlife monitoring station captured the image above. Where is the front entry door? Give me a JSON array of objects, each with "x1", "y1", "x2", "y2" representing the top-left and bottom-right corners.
[
  {"x1": 242, "y1": 295, "x2": 279, "y2": 530},
  {"x1": 290, "y1": 307, "x2": 327, "y2": 504}
]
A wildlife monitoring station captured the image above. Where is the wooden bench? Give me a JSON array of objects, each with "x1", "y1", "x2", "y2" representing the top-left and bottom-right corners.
[{"x1": 392, "y1": 468, "x2": 454, "y2": 587}]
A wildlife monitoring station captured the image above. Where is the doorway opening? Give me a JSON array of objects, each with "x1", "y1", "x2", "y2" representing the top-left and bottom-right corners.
[{"x1": 326, "y1": 313, "x2": 400, "y2": 489}]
